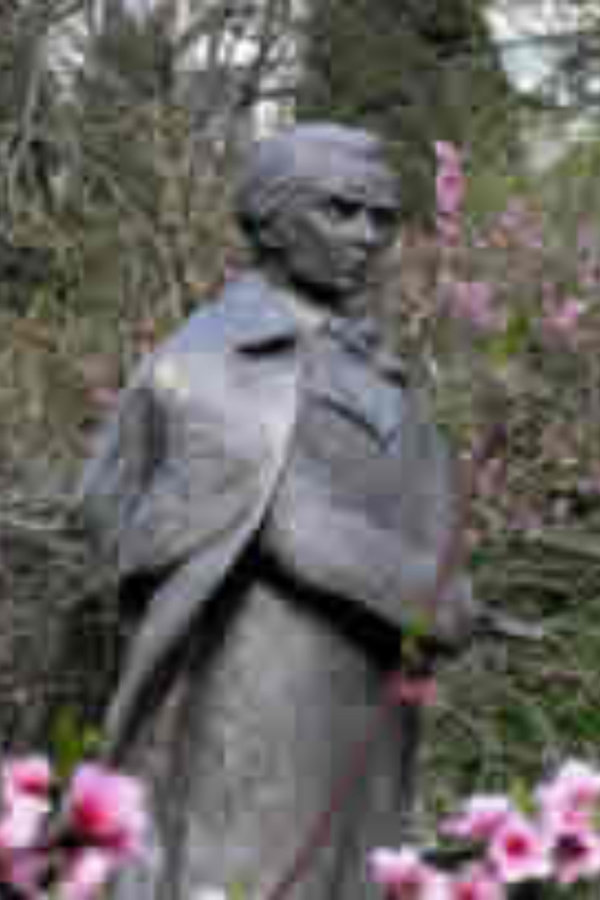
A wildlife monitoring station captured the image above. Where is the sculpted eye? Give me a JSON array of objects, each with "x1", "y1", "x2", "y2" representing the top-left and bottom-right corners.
[{"x1": 324, "y1": 196, "x2": 362, "y2": 220}]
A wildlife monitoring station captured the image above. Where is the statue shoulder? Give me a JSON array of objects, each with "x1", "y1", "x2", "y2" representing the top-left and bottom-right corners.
[
  {"x1": 146, "y1": 273, "x2": 298, "y2": 402},
  {"x1": 160, "y1": 293, "x2": 242, "y2": 356},
  {"x1": 141, "y1": 287, "x2": 246, "y2": 400}
]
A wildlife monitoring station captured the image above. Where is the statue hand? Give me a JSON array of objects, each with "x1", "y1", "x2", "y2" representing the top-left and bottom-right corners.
[{"x1": 420, "y1": 576, "x2": 479, "y2": 656}]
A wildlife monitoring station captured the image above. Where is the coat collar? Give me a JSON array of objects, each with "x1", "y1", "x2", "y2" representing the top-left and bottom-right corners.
[
  {"x1": 218, "y1": 270, "x2": 307, "y2": 352},
  {"x1": 220, "y1": 269, "x2": 377, "y2": 355},
  {"x1": 214, "y1": 268, "x2": 407, "y2": 382}
]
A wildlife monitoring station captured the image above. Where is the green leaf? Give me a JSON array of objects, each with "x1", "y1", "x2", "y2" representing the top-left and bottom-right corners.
[
  {"x1": 570, "y1": 708, "x2": 600, "y2": 742},
  {"x1": 485, "y1": 311, "x2": 531, "y2": 364},
  {"x1": 402, "y1": 613, "x2": 433, "y2": 664},
  {"x1": 49, "y1": 706, "x2": 101, "y2": 782},
  {"x1": 509, "y1": 776, "x2": 535, "y2": 816}
]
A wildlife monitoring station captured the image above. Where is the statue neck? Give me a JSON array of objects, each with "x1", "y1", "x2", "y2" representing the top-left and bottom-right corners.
[{"x1": 258, "y1": 264, "x2": 364, "y2": 334}]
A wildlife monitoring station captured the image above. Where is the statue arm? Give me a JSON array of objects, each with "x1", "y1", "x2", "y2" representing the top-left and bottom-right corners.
[
  {"x1": 267, "y1": 499, "x2": 474, "y2": 649},
  {"x1": 77, "y1": 366, "x2": 164, "y2": 566},
  {"x1": 87, "y1": 357, "x2": 294, "y2": 762},
  {"x1": 265, "y1": 398, "x2": 477, "y2": 650}
]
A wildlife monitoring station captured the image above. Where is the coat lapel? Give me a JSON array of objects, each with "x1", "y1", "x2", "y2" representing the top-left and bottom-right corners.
[{"x1": 304, "y1": 322, "x2": 405, "y2": 448}]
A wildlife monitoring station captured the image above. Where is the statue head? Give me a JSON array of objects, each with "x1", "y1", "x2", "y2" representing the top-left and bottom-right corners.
[{"x1": 236, "y1": 123, "x2": 401, "y2": 308}]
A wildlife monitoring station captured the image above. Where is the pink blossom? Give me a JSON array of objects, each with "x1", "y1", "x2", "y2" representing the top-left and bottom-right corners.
[
  {"x1": 368, "y1": 847, "x2": 449, "y2": 898},
  {"x1": 541, "y1": 297, "x2": 585, "y2": 345},
  {"x1": 0, "y1": 849, "x2": 48, "y2": 898},
  {"x1": 435, "y1": 141, "x2": 463, "y2": 170},
  {"x1": 0, "y1": 795, "x2": 49, "y2": 851},
  {"x1": 487, "y1": 813, "x2": 551, "y2": 884},
  {"x1": 449, "y1": 864, "x2": 505, "y2": 900},
  {"x1": 550, "y1": 297, "x2": 584, "y2": 331},
  {"x1": 436, "y1": 171, "x2": 465, "y2": 218},
  {"x1": 550, "y1": 759, "x2": 600, "y2": 803},
  {"x1": 537, "y1": 759, "x2": 600, "y2": 833},
  {"x1": 386, "y1": 675, "x2": 438, "y2": 707},
  {"x1": 66, "y1": 764, "x2": 148, "y2": 858},
  {"x1": 2, "y1": 756, "x2": 52, "y2": 805},
  {"x1": 496, "y1": 199, "x2": 544, "y2": 250},
  {"x1": 443, "y1": 281, "x2": 503, "y2": 332},
  {"x1": 434, "y1": 141, "x2": 465, "y2": 238},
  {"x1": 441, "y1": 795, "x2": 513, "y2": 842},
  {"x1": 436, "y1": 215, "x2": 462, "y2": 247},
  {"x1": 551, "y1": 826, "x2": 600, "y2": 885},
  {"x1": 58, "y1": 848, "x2": 119, "y2": 900},
  {"x1": 0, "y1": 757, "x2": 52, "y2": 881},
  {"x1": 498, "y1": 200, "x2": 525, "y2": 230}
]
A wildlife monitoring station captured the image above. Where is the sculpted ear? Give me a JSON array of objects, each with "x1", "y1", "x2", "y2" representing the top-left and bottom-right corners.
[{"x1": 255, "y1": 211, "x2": 288, "y2": 252}]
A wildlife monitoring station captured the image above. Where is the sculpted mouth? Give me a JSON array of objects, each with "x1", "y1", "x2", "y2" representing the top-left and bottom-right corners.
[{"x1": 339, "y1": 253, "x2": 369, "y2": 273}]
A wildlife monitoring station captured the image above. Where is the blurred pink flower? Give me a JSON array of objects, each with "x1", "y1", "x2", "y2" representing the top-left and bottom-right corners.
[
  {"x1": 66, "y1": 764, "x2": 148, "y2": 858},
  {"x1": 435, "y1": 141, "x2": 465, "y2": 248},
  {"x1": 444, "y1": 280, "x2": 503, "y2": 332},
  {"x1": 497, "y1": 198, "x2": 528, "y2": 231},
  {"x1": 2, "y1": 756, "x2": 52, "y2": 805},
  {"x1": 537, "y1": 760, "x2": 600, "y2": 834},
  {"x1": 551, "y1": 826, "x2": 600, "y2": 885},
  {"x1": 435, "y1": 141, "x2": 462, "y2": 170},
  {"x1": 449, "y1": 864, "x2": 505, "y2": 899},
  {"x1": 487, "y1": 813, "x2": 551, "y2": 884},
  {"x1": 441, "y1": 795, "x2": 513, "y2": 842},
  {"x1": 436, "y1": 170, "x2": 465, "y2": 218},
  {"x1": 0, "y1": 794, "x2": 49, "y2": 851},
  {"x1": 369, "y1": 847, "x2": 449, "y2": 898},
  {"x1": 541, "y1": 297, "x2": 585, "y2": 345},
  {"x1": 496, "y1": 199, "x2": 544, "y2": 250},
  {"x1": 436, "y1": 215, "x2": 462, "y2": 247},
  {"x1": 0, "y1": 756, "x2": 52, "y2": 852},
  {"x1": 0, "y1": 849, "x2": 48, "y2": 898},
  {"x1": 58, "y1": 847, "x2": 118, "y2": 900},
  {"x1": 386, "y1": 675, "x2": 438, "y2": 706}
]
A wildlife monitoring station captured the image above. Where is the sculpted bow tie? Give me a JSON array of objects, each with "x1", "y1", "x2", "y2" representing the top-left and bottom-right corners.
[
  {"x1": 325, "y1": 314, "x2": 407, "y2": 385},
  {"x1": 325, "y1": 314, "x2": 380, "y2": 356}
]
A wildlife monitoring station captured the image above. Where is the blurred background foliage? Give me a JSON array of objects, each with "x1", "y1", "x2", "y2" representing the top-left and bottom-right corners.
[{"x1": 0, "y1": 0, "x2": 599, "y2": 863}]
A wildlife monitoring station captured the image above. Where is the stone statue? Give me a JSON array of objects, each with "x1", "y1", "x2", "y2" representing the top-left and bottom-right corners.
[{"x1": 78, "y1": 123, "x2": 478, "y2": 899}]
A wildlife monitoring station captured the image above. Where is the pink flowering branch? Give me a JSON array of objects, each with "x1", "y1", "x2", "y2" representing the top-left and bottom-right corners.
[
  {"x1": 369, "y1": 758, "x2": 600, "y2": 898},
  {"x1": 0, "y1": 757, "x2": 150, "y2": 900},
  {"x1": 435, "y1": 141, "x2": 466, "y2": 247}
]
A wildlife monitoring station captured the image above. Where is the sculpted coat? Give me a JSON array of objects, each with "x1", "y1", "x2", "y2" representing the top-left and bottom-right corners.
[{"x1": 79, "y1": 268, "x2": 475, "y2": 900}]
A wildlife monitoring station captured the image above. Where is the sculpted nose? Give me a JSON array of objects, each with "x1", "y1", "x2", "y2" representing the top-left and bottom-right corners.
[{"x1": 354, "y1": 210, "x2": 380, "y2": 248}]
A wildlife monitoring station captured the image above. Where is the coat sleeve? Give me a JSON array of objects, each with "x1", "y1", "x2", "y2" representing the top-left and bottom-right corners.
[
  {"x1": 77, "y1": 368, "x2": 163, "y2": 574},
  {"x1": 392, "y1": 394, "x2": 477, "y2": 649},
  {"x1": 78, "y1": 351, "x2": 295, "y2": 761},
  {"x1": 78, "y1": 356, "x2": 268, "y2": 581}
]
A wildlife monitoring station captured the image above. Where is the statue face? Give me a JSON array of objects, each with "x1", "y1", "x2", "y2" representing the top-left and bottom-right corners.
[{"x1": 271, "y1": 169, "x2": 399, "y2": 307}]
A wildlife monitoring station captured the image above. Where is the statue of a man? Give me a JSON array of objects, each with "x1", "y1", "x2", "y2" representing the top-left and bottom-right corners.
[{"x1": 79, "y1": 123, "x2": 477, "y2": 899}]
